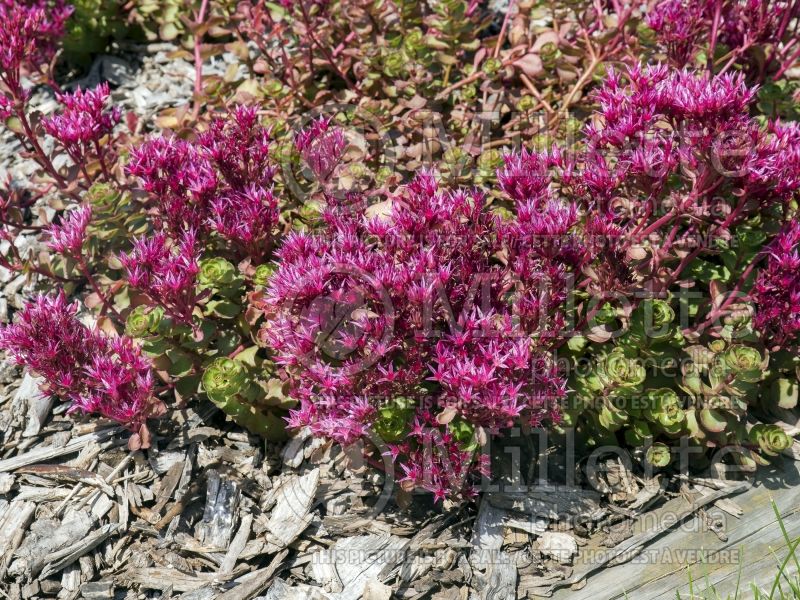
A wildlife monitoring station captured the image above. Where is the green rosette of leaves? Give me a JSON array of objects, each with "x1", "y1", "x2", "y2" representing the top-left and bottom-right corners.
[
  {"x1": 252, "y1": 263, "x2": 276, "y2": 287},
  {"x1": 199, "y1": 258, "x2": 243, "y2": 318},
  {"x1": 643, "y1": 388, "x2": 685, "y2": 435},
  {"x1": 199, "y1": 257, "x2": 237, "y2": 288},
  {"x1": 202, "y1": 357, "x2": 285, "y2": 440},
  {"x1": 638, "y1": 299, "x2": 675, "y2": 341},
  {"x1": 622, "y1": 298, "x2": 679, "y2": 356},
  {"x1": 721, "y1": 345, "x2": 767, "y2": 383},
  {"x1": 373, "y1": 397, "x2": 415, "y2": 442},
  {"x1": 598, "y1": 349, "x2": 646, "y2": 391},
  {"x1": 476, "y1": 149, "x2": 503, "y2": 184},
  {"x1": 645, "y1": 442, "x2": 671, "y2": 468},
  {"x1": 63, "y1": 0, "x2": 127, "y2": 64},
  {"x1": 592, "y1": 302, "x2": 620, "y2": 328},
  {"x1": 125, "y1": 306, "x2": 165, "y2": 338},
  {"x1": 749, "y1": 424, "x2": 792, "y2": 458}
]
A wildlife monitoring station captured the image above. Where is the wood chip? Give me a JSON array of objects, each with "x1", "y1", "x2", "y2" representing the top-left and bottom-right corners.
[
  {"x1": 264, "y1": 469, "x2": 319, "y2": 553},
  {"x1": 0, "y1": 429, "x2": 121, "y2": 473},
  {"x1": 361, "y1": 579, "x2": 391, "y2": 600},
  {"x1": 487, "y1": 486, "x2": 604, "y2": 521},
  {"x1": 537, "y1": 532, "x2": 578, "y2": 564},
  {"x1": 309, "y1": 534, "x2": 408, "y2": 600}
]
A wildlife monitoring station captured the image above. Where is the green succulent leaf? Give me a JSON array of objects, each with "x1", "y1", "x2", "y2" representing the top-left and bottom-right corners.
[
  {"x1": 770, "y1": 377, "x2": 799, "y2": 410},
  {"x1": 749, "y1": 424, "x2": 792, "y2": 457},
  {"x1": 202, "y1": 357, "x2": 246, "y2": 403},
  {"x1": 199, "y1": 257, "x2": 237, "y2": 288},
  {"x1": 125, "y1": 305, "x2": 165, "y2": 338},
  {"x1": 646, "y1": 443, "x2": 671, "y2": 468},
  {"x1": 699, "y1": 408, "x2": 728, "y2": 433},
  {"x1": 598, "y1": 350, "x2": 646, "y2": 389}
]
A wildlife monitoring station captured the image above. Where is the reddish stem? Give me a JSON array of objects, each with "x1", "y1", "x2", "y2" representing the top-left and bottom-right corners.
[
  {"x1": 192, "y1": 0, "x2": 211, "y2": 120},
  {"x1": 78, "y1": 257, "x2": 122, "y2": 321}
]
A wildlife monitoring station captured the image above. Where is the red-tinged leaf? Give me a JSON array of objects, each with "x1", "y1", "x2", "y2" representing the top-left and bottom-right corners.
[
  {"x1": 84, "y1": 292, "x2": 103, "y2": 309},
  {"x1": 125, "y1": 110, "x2": 138, "y2": 133},
  {"x1": 96, "y1": 316, "x2": 119, "y2": 337},
  {"x1": 513, "y1": 53, "x2": 544, "y2": 78}
]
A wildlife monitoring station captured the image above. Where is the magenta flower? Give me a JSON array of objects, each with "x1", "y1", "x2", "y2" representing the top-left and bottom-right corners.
[
  {"x1": 0, "y1": 292, "x2": 158, "y2": 440},
  {"x1": 46, "y1": 204, "x2": 92, "y2": 257},
  {"x1": 646, "y1": 0, "x2": 707, "y2": 65},
  {"x1": 0, "y1": 0, "x2": 72, "y2": 91},
  {"x1": 129, "y1": 105, "x2": 279, "y2": 254},
  {"x1": 41, "y1": 83, "x2": 122, "y2": 168},
  {"x1": 118, "y1": 230, "x2": 201, "y2": 325},
  {"x1": 128, "y1": 136, "x2": 218, "y2": 235},
  {"x1": 209, "y1": 185, "x2": 278, "y2": 261},
  {"x1": 550, "y1": 65, "x2": 800, "y2": 294},
  {"x1": 753, "y1": 219, "x2": 800, "y2": 348},
  {"x1": 198, "y1": 105, "x2": 275, "y2": 191},
  {"x1": 390, "y1": 409, "x2": 492, "y2": 502},
  {"x1": 294, "y1": 116, "x2": 346, "y2": 183},
  {"x1": 646, "y1": 0, "x2": 800, "y2": 71},
  {"x1": 265, "y1": 163, "x2": 575, "y2": 499}
]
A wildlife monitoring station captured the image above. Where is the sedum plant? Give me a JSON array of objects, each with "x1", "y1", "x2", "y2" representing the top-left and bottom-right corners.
[
  {"x1": 1, "y1": 0, "x2": 800, "y2": 502},
  {"x1": 258, "y1": 156, "x2": 583, "y2": 497},
  {"x1": 62, "y1": 0, "x2": 128, "y2": 64}
]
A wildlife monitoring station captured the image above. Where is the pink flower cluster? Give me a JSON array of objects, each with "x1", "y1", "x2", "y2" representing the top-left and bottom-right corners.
[
  {"x1": 0, "y1": 292, "x2": 158, "y2": 437},
  {"x1": 646, "y1": 0, "x2": 707, "y2": 66},
  {"x1": 530, "y1": 65, "x2": 800, "y2": 293},
  {"x1": 128, "y1": 106, "x2": 279, "y2": 259},
  {"x1": 647, "y1": 0, "x2": 800, "y2": 72},
  {"x1": 262, "y1": 65, "x2": 800, "y2": 498},
  {"x1": 264, "y1": 138, "x2": 577, "y2": 497},
  {"x1": 295, "y1": 116, "x2": 347, "y2": 183},
  {"x1": 41, "y1": 83, "x2": 122, "y2": 165},
  {"x1": 753, "y1": 219, "x2": 800, "y2": 348},
  {"x1": 0, "y1": 0, "x2": 72, "y2": 84},
  {"x1": 46, "y1": 204, "x2": 92, "y2": 257},
  {"x1": 118, "y1": 230, "x2": 201, "y2": 325},
  {"x1": 393, "y1": 409, "x2": 491, "y2": 503}
]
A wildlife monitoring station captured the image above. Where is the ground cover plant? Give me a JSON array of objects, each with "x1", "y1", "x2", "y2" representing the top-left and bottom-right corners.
[{"x1": 0, "y1": 0, "x2": 799, "y2": 505}]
